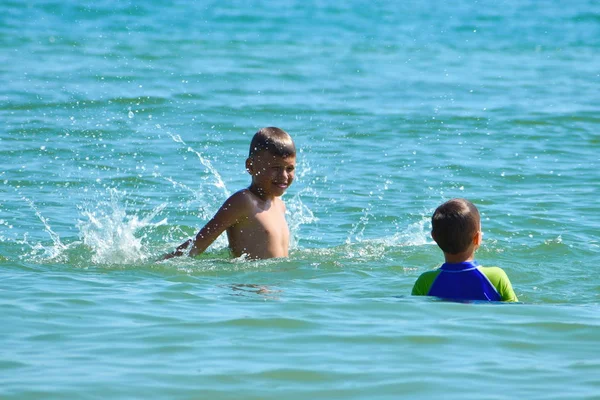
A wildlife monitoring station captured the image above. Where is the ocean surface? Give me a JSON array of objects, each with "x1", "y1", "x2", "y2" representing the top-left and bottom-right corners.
[{"x1": 1, "y1": 1, "x2": 599, "y2": 399}]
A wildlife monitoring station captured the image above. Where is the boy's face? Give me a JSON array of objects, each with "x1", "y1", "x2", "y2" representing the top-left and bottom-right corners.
[{"x1": 246, "y1": 152, "x2": 296, "y2": 197}]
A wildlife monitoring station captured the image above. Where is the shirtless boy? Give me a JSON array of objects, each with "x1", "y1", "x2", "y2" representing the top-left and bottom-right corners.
[{"x1": 162, "y1": 127, "x2": 296, "y2": 260}]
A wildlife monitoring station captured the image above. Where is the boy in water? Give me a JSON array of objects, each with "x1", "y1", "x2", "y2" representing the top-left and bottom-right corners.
[
  {"x1": 162, "y1": 127, "x2": 296, "y2": 260},
  {"x1": 412, "y1": 198, "x2": 518, "y2": 302}
]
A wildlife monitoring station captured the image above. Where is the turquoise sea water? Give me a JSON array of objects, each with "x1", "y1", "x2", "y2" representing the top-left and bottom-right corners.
[{"x1": 1, "y1": 1, "x2": 599, "y2": 398}]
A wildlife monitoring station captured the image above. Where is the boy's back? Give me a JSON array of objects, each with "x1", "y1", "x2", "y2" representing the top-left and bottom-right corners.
[
  {"x1": 412, "y1": 261, "x2": 518, "y2": 302},
  {"x1": 411, "y1": 198, "x2": 518, "y2": 302}
]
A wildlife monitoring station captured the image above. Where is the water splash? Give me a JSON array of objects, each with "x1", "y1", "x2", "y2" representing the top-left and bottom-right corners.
[
  {"x1": 345, "y1": 204, "x2": 373, "y2": 245},
  {"x1": 345, "y1": 178, "x2": 394, "y2": 244},
  {"x1": 77, "y1": 189, "x2": 167, "y2": 264},
  {"x1": 167, "y1": 132, "x2": 230, "y2": 196},
  {"x1": 389, "y1": 216, "x2": 432, "y2": 247},
  {"x1": 20, "y1": 196, "x2": 67, "y2": 260},
  {"x1": 286, "y1": 188, "x2": 319, "y2": 250},
  {"x1": 187, "y1": 146, "x2": 230, "y2": 197},
  {"x1": 345, "y1": 215, "x2": 432, "y2": 260},
  {"x1": 155, "y1": 132, "x2": 234, "y2": 251}
]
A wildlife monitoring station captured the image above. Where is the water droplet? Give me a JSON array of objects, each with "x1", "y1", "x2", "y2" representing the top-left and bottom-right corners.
[{"x1": 128, "y1": 111, "x2": 135, "y2": 119}]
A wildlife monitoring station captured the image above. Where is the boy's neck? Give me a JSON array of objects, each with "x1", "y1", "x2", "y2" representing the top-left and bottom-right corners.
[
  {"x1": 443, "y1": 251, "x2": 476, "y2": 264},
  {"x1": 248, "y1": 184, "x2": 275, "y2": 202}
]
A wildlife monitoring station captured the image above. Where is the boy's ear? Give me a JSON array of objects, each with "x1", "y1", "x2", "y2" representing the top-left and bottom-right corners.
[
  {"x1": 245, "y1": 157, "x2": 253, "y2": 174},
  {"x1": 473, "y1": 230, "x2": 482, "y2": 246}
]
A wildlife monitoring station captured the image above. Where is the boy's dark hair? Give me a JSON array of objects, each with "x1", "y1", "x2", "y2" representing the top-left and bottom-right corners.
[
  {"x1": 432, "y1": 198, "x2": 480, "y2": 254},
  {"x1": 249, "y1": 127, "x2": 296, "y2": 158}
]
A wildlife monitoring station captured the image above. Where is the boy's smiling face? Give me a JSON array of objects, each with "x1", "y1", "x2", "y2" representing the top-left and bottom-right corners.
[{"x1": 246, "y1": 151, "x2": 296, "y2": 199}]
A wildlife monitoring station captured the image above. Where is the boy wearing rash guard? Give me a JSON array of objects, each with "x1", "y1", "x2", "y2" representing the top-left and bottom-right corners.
[
  {"x1": 161, "y1": 127, "x2": 296, "y2": 260},
  {"x1": 412, "y1": 198, "x2": 518, "y2": 302}
]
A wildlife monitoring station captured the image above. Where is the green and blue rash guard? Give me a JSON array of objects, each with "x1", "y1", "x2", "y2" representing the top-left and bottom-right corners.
[{"x1": 411, "y1": 261, "x2": 518, "y2": 302}]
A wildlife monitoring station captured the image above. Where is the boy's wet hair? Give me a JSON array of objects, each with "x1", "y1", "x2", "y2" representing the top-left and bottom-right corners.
[
  {"x1": 432, "y1": 198, "x2": 480, "y2": 254},
  {"x1": 249, "y1": 127, "x2": 296, "y2": 158}
]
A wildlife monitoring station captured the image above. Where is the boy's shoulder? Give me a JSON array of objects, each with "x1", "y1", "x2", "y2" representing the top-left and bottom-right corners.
[
  {"x1": 228, "y1": 188, "x2": 253, "y2": 201},
  {"x1": 231, "y1": 188, "x2": 286, "y2": 207},
  {"x1": 223, "y1": 189, "x2": 286, "y2": 215},
  {"x1": 476, "y1": 265, "x2": 509, "y2": 283},
  {"x1": 416, "y1": 269, "x2": 442, "y2": 279},
  {"x1": 211, "y1": 190, "x2": 257, "y2": 225},
  {"x1": 411, "y1": 269, "x2": 442, "y2": 295},
  {"x1": 477, "y1": 265, "x2": 518, "y2": 302},
  {"x1": 222, "y1": 189, "x2": 252, "y2": 209}
]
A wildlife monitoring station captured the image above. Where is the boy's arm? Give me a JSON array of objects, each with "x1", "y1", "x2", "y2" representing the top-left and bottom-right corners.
[
  {"x1": 160, "y1": 238, "x2": 194, "y2": 260},
  {"x1": 161, "y1": 192, "x2": 249, "y2": 259},
  {"x1": 497, "y1": 269, "x2": 518, "y2": 302},
  {"x1": 482, "y1": 267, "x2": 519, "y2": 302},
  {"x1": 411, "y1": 271, "x2": 439, "y2": 296},
  {"x1": 411, "y1": 274, "x2": 426, "y2": 295}
]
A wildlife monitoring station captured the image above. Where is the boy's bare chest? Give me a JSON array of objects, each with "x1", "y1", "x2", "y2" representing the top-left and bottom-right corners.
[
  {"x1": 243, "y1": 205, "x2": 288, "y2": 239},
  {"x1": 234, "y1": 200, "x2": 289, "y2": 240}
]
